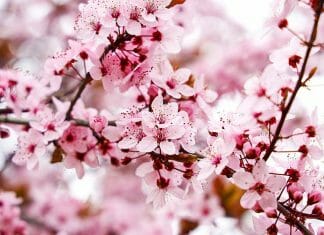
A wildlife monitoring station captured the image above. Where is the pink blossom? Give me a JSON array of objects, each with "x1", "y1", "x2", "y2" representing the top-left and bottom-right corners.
[
  {"x1": 233, "y1": 160, "x2": 286, "y2": 210},
  {"x1": 117, "y1": 122, "x2": 145, "y2": 150},
  {"x1": 63, "y1": 149, "x2": 99, "y2": 178},
  {"x1": 151, "y1": 24, "x2": 184, "y2": 54},
  {"x1": 30, "y1": 107, "x2": 70, "y2": 141},
  {"x1": 89, "y1": 115, "x2": 108, "y2": 133},
  {"x1": 192, "y1": 76, "x2": 218, "y2": 117},
  {"x1": 197, "y1": 138, "x2": 235, "y2": 180},
  {"x1": 152, "y1": 61, "x2": 194, "y2": 99},
  {"x1": 12, "y1": 128, "x2": 46, "y2": 170},
  {"x1": 270, "y1": 38, "x2": 319, "y2": 71},
  {"x1": 140, "y1": 0, "x2": 172, "y2": 24},
  {"x1": 59, "y1": 125, "x2": 97, "y2": 153},
  {"x1": 136, "y1": 162, "x2": 184, "y2": 208},
  {"x1": 138, "y1": 95, "x2": 193, "y2": 154}
]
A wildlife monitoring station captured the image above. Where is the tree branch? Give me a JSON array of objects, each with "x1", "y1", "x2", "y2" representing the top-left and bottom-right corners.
[
  {"x1": 263, "y1": 1, "x2": 324, "y2": 161},
  {"x1": 277, "y1": 203, "x2": 314, "y2": 235},
  {"x1": 0, "y1": 116, "x2": 30, "y2": 126},
  {"x1": 65, "y1": 73, "x2": 92, "y2": 120}
]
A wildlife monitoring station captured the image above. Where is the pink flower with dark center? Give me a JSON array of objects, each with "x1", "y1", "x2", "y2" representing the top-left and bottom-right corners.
[
  {"x1": 12, "y1": 129, "x2": 46, "y2": 170},
  {"x1": 197, "y1": 138, "x2": 234, "y2": 180},
  {"x1": 59, "y1": 125, "x2": 97, "y2": 154},
  {"x1": 152, "y1": 60, "x2": 194, "y2": 99},
  {"x1": 63, "y1": 149, "x2": 99, "y2": 179},
  {"x1": 138, "y1": 95, "x2": 192, "y2": 154},
  {"x1": 30, "y1": 108, "x2": 70, "y2": 141},
  {"x1": 233, "y1": 160, "x2": 286, "y2": 210}
]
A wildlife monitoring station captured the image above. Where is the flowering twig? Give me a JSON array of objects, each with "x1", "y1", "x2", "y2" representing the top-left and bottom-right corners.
[{"x1": 263, "y1": 0, "x2": 324, "y2": 162}]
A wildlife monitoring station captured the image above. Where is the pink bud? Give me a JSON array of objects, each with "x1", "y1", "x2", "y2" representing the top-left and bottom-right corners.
[
  {"x1": 148, "y1": 84, "x2": 159, "y2": 98},
  {"x1": 308, "y1": 190, "x2": 322, "y2": 205},
  {"x1": 246, "y1": 148, "x2": 261, "y2": 159},
  {"x1": 293, "y1": 191, "x2": 303, "y2": 203},
  {"x1": 267, "y1": 224, "x2": 278, "y2": 235},
  {"x1": 266, "y1": 209, "x2": 277, "y2": 218},
  {"x1": 305, "y1": 125, "x2": 316, "y2": 137},
  {"x1": 278, "y1": 19, "x2": 288, "y2": 29},
  {"x1": 0, "y1": 127, "x2": 10, "y2": 139},
  {"x1": 288, "y1": 183, "x2": 304, "y2": 203}
]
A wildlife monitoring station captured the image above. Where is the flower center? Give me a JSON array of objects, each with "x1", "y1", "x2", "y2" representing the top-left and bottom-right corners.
[
  {"x1": 211, "y1": 155, "x2": 222, "y2": 166},
  {"x1": 47, "y1": 123, "x2": 55, "y2": 131},
  {"x1": 251, "y1": 182, "x2": 266, "y2": 195},
  {"x1": 166, "y1": 79, "x2": 177, "y2": 89},
  {"x1": 28, "y1": 144, "x2": 36, "y2": 154}
]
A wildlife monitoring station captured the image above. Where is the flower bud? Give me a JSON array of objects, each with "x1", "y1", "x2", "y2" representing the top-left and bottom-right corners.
[
  {"x1": 307, "y1": 190, "x2": 322, "y2": 205},
  {"x1": 267, "y1": 224, "x2": 278, "y2": 235},
  {"x1": 278, "y1": 19, "x2": 288, "y2": 29}
]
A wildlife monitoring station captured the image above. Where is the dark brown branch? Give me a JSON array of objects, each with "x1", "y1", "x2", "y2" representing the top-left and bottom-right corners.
[
  {"x1": 277, "y1": 203, "x2": 314, "y2": 235},
  {"x1": 65, "y1": 73, "x2": 92, "y2": 120},
  {"x1": 263, "y1": 1, "x2": 324, "y2": 161}
]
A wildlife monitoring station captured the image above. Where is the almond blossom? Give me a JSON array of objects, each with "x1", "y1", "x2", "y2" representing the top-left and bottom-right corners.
[
  {"x1": 63, "y1": 149, "x2": 99, "y2": 178},
  {"x1": 59, "y1": 125, "x2": 97, "y2": 154}
]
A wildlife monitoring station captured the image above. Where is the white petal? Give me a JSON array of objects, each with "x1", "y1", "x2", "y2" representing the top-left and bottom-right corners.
[
  {"x1": 266, "y1": 175, "x2": 286, "y2": 192},
  {"x1": 253, "y1": 160, "x2": 268, "y2": 183},
  {"x1": 259, "y1": 192, "x2": 277, "y2": 210},
  {"x1": 233, "y1": 172, "x2": 255, "y2": 190},
  {"x1": 126, "y1": 21, "x2": 142, "y2": 35},
  {"x1": 160, "y1": 141, "x2": 176, "y2": 155},
  {"x1": 118, "y1": 136, "x2": 138, "y2": 149},
  {"x1": 137, "y1": 136, "x2": 157, "y2": 153},
  {"x1": 151, "y1": 95, "x2": 164, "y2": 114},
  {"x1": 240, "y1": 191, "x2": 260, "y2": 208},
  {"x1": 75, "y1": 163, "x2": 85, "y2": 179},
  {"x1": 102, "y1": 126, "x2": 122, "y2": 142},
  {"x1": 166, "y1": 125, "x2": 186, "y2": 139},
  {"x1": 135, "y1": 162, "x2": 153, "y2": 177}
]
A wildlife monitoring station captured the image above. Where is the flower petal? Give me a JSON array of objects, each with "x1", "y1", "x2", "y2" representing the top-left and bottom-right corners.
[{"x1": 137, "y1": 136, "x2": 157, "y2": 153}]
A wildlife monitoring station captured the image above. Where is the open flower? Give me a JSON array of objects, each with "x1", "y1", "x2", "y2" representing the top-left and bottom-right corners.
[
  {"x1": 12, "y1": 129, "x2": 46, "y2": 170},
  {"x1": 152, "y1": 61, "x2": 194, "y2": 99},
  {"x1": 30, "y1": 108, "x2": 70, "y2": 141},
  {"x1": 197, "y1": 138, "x2": 235, "y2": 180},
  {"x1": 63, "y1": 149, "x2": 99, "y2": 179},
  {"x1": 138, "y1": 95, "x2": 192, "y2": 155},
  {"x1": 233, "y1": 160, "x2": 286, "y2": 210}
]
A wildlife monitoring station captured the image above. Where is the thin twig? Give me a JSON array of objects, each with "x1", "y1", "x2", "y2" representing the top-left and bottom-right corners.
[
  {"x1": 0, "y1": 116, "x2": 30, "y2": 126},
  {"x1": 263, "y1": 1, "x2": 324, "y2": 161},
  {"x1": 65, "y1": 73, "x2": 92, "y2": 120}
]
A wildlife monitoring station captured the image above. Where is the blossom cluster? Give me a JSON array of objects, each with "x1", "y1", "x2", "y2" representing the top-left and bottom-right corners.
[{"x1": 0, "y1": 0, "x2": 324, "y2": 234}]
